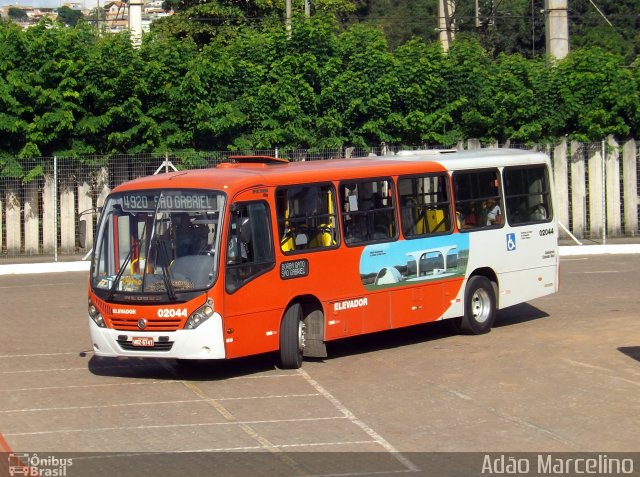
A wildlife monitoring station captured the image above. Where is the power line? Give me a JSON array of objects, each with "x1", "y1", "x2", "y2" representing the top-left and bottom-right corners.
[{"x1": 586, "y1": 0, "x2": 613, "y2": 27}]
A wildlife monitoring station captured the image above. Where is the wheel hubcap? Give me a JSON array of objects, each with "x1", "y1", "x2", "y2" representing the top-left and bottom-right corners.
[
  {"x1": 471, "y1": 288, "x2": 491, "y2": 324},
  {"x1": 298, "y1": 321, "x2": 306, "y2": 352}
]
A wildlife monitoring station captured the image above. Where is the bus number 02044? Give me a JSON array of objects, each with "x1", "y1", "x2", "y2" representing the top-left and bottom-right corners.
[
  {"x1": 539, "y1": 228, "x2": 555, "y2": 236},
  {"x1": 157, "y1": 308, "x2": 188, "y2": 318}
]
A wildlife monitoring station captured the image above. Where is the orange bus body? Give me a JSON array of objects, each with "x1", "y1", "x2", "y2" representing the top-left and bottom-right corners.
[{"x1": 88, "y1": 151, "x2": 559, "y2": 367}]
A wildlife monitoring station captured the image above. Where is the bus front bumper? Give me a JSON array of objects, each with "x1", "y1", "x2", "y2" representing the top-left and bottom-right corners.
[{"x1": 88, "y1": 313, "x2": 226, "y2": 359}]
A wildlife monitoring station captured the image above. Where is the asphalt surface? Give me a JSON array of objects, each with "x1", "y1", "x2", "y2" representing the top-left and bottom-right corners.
[{"x1": 0, "y1": 254, "x2": 639, "y2": 476}]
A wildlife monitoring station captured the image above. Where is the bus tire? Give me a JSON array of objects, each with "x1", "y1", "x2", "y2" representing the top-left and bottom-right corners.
[
  {"x1": 459, "y1": 276, "x2": 496, "y2": 335},
  {"x1": 279, "y1": 303, "x2": 305, "y2": 369}
]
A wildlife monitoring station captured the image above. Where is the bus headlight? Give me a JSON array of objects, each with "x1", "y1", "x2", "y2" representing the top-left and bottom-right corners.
[
  {"x1": 185, "y1": 298, "x2": 214, "y2": 330},
  {"x1": 88, "y1": 300, "x2": 106, "y2": 328}
]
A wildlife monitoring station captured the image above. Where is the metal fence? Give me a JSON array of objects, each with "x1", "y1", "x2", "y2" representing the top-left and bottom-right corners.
[{"x1": 0, "y1": 140, "x2": 638, "y2": 261}]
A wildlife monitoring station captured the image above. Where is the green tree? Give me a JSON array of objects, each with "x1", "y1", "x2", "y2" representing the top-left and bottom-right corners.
[
  {"x1": 0, "y1": 22, "x2": 27, "y2": 176},
  {"x1": 569, "y1": 0, "x2": 640, "y2": 63},
  {"x1": 478, "y1": 53, "x2": 546, "y2": 143},
  {"x1": 392, "y1": 38, "x2": 456, "y2": 144},
  {"x1": 317, "y1": 23, "x2": 400, "y2": 147},
  {"x1": 212, "y1": 26, "x2": 280, "y2": 149},
  {"x1": 453, "y1": 0, "x2": 546, "y2": 58},
  {"x1": 243, "y1": 15, "x2": 341, "y2": 148},
  {"x1": 7, "y1": 7, "x2": 27, "y2": 21},
  {"x1": 441, "y1": 39, "x2": 493, "y2": 142},
  {"x1": 152, "y1": 0, "x2": 353, "y2": 47},
  {"x1": 347, "y1": 0, "x2": 438, "y2": 49},
  {"x1": 0, "y1": 21, "x2": 83, "y2": 158},
  {"x1": 1, "y1": 8, "x2": 640, "y2": 163},
  {"x1": 72, "y1": 31, "x2": 161, "y2": 154},
  {"x1": 57, "y1": 6, "x2": 84, "y2": 27},
  {"x1": 151, "y1": 3, "x2": 248, "y2": 45},
  {"x1": 137, "y1": 32, "x2": 199, "y2": 151},
  {"x1": 555, "y1": 47, "x2": 639, "y2": 141}
]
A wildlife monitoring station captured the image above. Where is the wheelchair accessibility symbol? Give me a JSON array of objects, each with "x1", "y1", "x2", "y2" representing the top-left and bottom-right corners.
[{"x1": 506, "y1": 233, "x2": 516, "y2": 251}]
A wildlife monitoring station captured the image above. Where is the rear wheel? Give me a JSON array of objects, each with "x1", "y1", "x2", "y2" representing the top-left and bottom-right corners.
[
  {"x1": 279, "y1": 303, "x2": 305, "y2": 369},
  {"x1": 459, "y1": 276, "x2": 496, "y2": 334}
]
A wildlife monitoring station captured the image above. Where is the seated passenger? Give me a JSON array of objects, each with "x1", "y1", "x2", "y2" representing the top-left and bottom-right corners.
[
  {"x1": 460, "y1": 204, "x2": 478, "y2": 229},
  {"x1": 531, "y1": 204, "x2": 548, "y2": 221},
  {"x1": 485, "y1": 198, "x2": 502, "y2": 226}
]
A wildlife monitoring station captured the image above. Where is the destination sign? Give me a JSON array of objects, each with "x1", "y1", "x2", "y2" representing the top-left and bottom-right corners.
[{"x1": 120, "y1": 193, "x2": 217, "y2": 212}]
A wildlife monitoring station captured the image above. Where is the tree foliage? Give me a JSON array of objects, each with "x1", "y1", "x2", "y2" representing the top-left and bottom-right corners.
[
  {"x1": 353, "y1": 0, "x2": 638, "y2": 61},
  {"x1": 569, "y1": 0, "x2": 640, "y2": 63},
  {"x1": 7, "y1": 7, "x2": 28, "y2": 21},
  {"x1": 0, "y1": 13, "x2": 639, "y2": 179},
  {"x1": 57, "y1": 6, "x2": 84, "y2": 27}
]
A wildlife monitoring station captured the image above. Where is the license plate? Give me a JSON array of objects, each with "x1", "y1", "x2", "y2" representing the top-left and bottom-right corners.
[{"x1": 131, "y1": 337, "x2": 154, "y2": 347}]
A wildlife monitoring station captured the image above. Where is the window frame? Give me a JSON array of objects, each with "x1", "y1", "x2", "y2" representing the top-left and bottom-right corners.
[
  {"x1": 275, "y1": 182, "x2": 341, "y2": 255},
  {"x1": 452, "y1": 168, "x2": 505, "y2": 231},
  {"x1": 338, "y1": 177, "x2": 399, "y2": 247},
  {"x1": 225, "y1": 200, "x2": 276, "y2": 294},
  {"x1": 397, "y1": 172, "x2": 454, "y2": 239},
  {"x1": 503, "y1": 165, "x2": 553, "y2": 227}
]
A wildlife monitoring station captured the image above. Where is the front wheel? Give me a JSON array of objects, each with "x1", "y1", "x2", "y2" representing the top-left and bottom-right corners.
[
  {"x1": 279, "y1": 303, "x2": 305, "y2": 369},
  {"x1": 459, "y1": 276, "x2": 496, "y2": 335}
]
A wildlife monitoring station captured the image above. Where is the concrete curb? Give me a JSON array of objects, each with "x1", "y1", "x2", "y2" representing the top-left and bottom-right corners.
[
  {"x1": 1, "y1": 244, "x2": 640, "y2": 275},
  {"x1": 0, "y1": 261, "x2": 91, "y2": 275},
  {"x1": 558, "y1": 244, "x2": 640, "y2": 256}
]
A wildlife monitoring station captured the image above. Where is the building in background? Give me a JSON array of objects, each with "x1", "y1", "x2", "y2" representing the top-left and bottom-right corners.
[{"x1": 1, "y1": 1, "x2": 171, "y2": 31}]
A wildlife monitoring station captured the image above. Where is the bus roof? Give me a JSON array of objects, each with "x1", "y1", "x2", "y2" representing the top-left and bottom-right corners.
[
  {"x1": 112, "y1": 149, "x2": 549, "y2": 195},
  {"x1": 111, "y1": 158, "x2": 444, "y2": 195},
  {"x1": 375, "y1": 148, "x2": 551, "y2": 170}
]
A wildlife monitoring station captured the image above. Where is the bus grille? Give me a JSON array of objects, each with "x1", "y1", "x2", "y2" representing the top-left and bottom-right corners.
[
  {"x1": 109, "y1": 317, "x2": 181, "y2": 331},
  {"x1": 117, "y1": 340, "x2": 174, "y2": 352}
]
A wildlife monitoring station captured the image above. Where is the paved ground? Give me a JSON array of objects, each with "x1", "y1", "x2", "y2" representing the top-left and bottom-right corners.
[{"x1": 0, "y1": 255, "x2": 639, "y2": 476}]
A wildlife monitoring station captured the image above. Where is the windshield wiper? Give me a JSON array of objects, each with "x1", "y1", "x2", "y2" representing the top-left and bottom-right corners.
[
  {"x1": 107, "y1": 250, "x2": 133, "y2": 300},
  {"x1": 157, "y1": 238, "x2": 177, "y2": 302},
  {"x1": 140, "y1": 192, "x2": 176, "y2": 301}
]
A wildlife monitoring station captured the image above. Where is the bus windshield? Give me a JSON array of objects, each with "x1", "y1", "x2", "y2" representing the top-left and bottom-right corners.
[{"x1": 91, "y1": 190, "x2": 225, "y2": 298}]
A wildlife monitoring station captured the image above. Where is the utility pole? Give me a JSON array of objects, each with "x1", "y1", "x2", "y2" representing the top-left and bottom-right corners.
[
  {"x1": 544, "y1": 0, "x2": 569, "y2": 60},
  {"x1": 438, "y1": 0, "x2": 455, "y2": 52},
  {"x1": 129, "y1": 0, "x2": 143, "y2": 46},
  {"x1": 285, "y1": 0, "x2": 292, "y2": 38}
]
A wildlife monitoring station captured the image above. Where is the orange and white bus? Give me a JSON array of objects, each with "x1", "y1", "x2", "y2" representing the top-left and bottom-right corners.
[{"x1": 87, "y1": 148, "x2": 558, "y2": 368}]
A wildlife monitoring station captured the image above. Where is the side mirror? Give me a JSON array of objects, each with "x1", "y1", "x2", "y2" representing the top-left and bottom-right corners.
[{"x1": 77, "y1": 207, "x2": 101, "y2": 249}]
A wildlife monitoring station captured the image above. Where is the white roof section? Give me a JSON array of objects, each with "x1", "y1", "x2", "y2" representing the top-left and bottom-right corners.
[{"x1": 375, "y1": 148, "x2": 551, "y2": 170}]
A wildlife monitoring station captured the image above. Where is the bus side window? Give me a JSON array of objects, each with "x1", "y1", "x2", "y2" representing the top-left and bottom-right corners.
[
  {"x1": 504, "y1": 166, "x2": 552, "y2": 226},
  {"x1": 276, "y1": 184, "x2": 339, "y2": 253},
  {"x1": 453, "y1": 169, "x2": 503, "y2": 231},
  {"x1": 399, "y1": 173, "x2": 452, "y2": 238},
  {"x1": 340, "y1": 179, "x2": 397, "y2": 245},
  {"x1": 225, "y1": 201, "x2": 275, "y2": 293}
]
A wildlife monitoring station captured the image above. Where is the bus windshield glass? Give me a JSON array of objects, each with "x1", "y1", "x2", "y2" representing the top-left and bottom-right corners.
[{"x1": 91, "y1": 190, "x2": 225, "y2": 297}]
